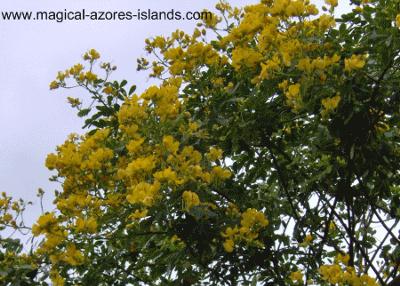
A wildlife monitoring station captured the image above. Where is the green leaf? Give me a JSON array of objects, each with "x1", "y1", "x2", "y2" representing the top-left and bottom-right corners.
[
  {"x1": 129, "y1": 85, "x2": 137, "y2": 95},
  {"x1": 77, "y1": 108, "x2": 91, "y2": 117}
]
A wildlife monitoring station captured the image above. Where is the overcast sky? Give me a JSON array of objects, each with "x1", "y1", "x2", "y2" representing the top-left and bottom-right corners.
[{"x1": 0, "y1": 0, "x2": 351, "y2": 231}]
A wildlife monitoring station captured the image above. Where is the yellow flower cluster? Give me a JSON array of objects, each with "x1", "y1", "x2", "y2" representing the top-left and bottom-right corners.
[
  {"x1": 49, "y1": 49, "x2": 116, "y2": 90},
  {"x1": 211, "y1": 166, "x2": 232, "y2": 181},
  {"x1": 297, "y1": 54, "x2": 340, "y2": 73},
  {"x1": 129, "y1": 209, "x2": 148, "y2": 220},
  {"x1": 49, "y1": 268, "x2": 65, "y2": 286},
  {"x1": 31, "y1": 212, "x2": 78, "y2": 264},
  {"x1": 66, "y1": 97, "x2": 81, "y2": 108},
  {"x1": 154, "y1": 167, "x2": 181, "y2": 185},
  {"x1": 0, "y1": 192, "x2": 25, "y2": 230},
  {"x1": 56, "y1": 194, "x2": 99, "y2": 216},
  {"x1": 141, "y1": 84, "x2": 182, "y2": 120},
  {"x1": 138, "y1": 0, "x2": 347, "y2": 116},
  {"x1": 126, "y1": 181, "x2": 161, "y2": 206},
  {"x1": 206, "y1": 147, "x2": 224, "y2": 161},
  {"x1": 32, "y1": 212, "x2": 58, "y2": 236},
  {"x1": 61, "y1": 244, "x2": 85, "y2": 266},
  {"x1": 321, "y1": 94, "x2": 341, "y2": 117},
  {"x1": 83, "y1": 48, "x2": 100, "y2": 62},
  {"x1": 45, "y1": 129, "x2": 114, "y2": 202},
  {"x1": 43, "y1": 48, "x2": 235, "y2": 276},
  {"x1": 202, "y1": 10, "x2": 221, "y2": 28},
  {"x1": 217, "y1": 1, "x2": 339, "y2": 112},
  {"x1": 144, "y1": 32, "x2": 222, "y2": 77},
  {"x1": 232, "y1": 47, "x2": 263, "y2": 70},
  {"x1": 221, "y1": 208, "x2": 269, "y2": 253},
  {"x1": 284, "y1": 83, "x2": 302, "y2": 111},
  {"x1": 319, "y1": 256, "x2": 378, "y2": 286},
  {"x1": 74, "y1": 216, "x2": 98, "y2": 233}
]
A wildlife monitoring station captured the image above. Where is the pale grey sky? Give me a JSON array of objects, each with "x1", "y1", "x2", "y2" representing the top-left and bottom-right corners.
[{"x1": 0, "y1": 0, "x2": 351, "y2": 229}]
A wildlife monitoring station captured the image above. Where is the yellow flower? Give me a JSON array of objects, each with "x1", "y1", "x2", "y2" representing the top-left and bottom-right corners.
[
  {"x1": 164, "y1": 47, "x2": 184, "y2": 61},
  {"x1": 375, "y1": 121, "x2": 390, "y2": 133},
  {"x1": 103, "y1": 86, "x2": 114, "y2": 95},
  {"x1": 206, "y1": 147, "x2": 223, "y2": 161},
  {"x1": 63, "y1": 244, "x2": 85, "y2": 266},
  {"x1": 49, "y1": 81, "x2": 59, "y2": 90},
  {"x1": 325, "y1": 0, "x2": 338, "y2": 7},
  {"x1": 336, "y1": 253, "x2": 350, "y2": 265},
  {"x1": 241, "y1": 208, "x2": 269, "y2": 228},
  {"x1": 319, "y1": 264, "x2": 342, "y2": 283},
  {"x1": 317, "y1": 14, "x2": 336, "y2": 30},
  {"x1": 126, "y1": 181, "x2": 160, "y2": 206},
  {"x1": 69, "y1": 63, "x2": 84, "y2": 75},
  {"x1": 56, "y1": 71, "x2": 67, "y2": 81},
  {"x1": 126, "y1": 138, "x2": 144, "y2": 154},
  {"x1": 223, "y1": 239, "x2": 235, "y2": 253},
  {"x1": 221, "y1": 226, "x2": 239, "y2": 238},
  {"x1": 278, "y1": 80, "x2": 289, "y2": 91},
  {"x1": 269, "y1": 0, "x2": 290, "y2": 15},
  {"x1": 129, "y1": 209, "x2": 148, "y2": 220},
  {"x1": 359, "y1": 274, "x2": 378, "y2": 286},
  {"x1": 75, "y1": 217, "x2": 98, "y2": 233},
  {"x1": 396, "y1": 14, "x2": 400, "y2": 28},
  {"x1": 221, "y1": 209, "x2": 268, "y2": 249},
  {"x1": 286, "y1": 84, "x2": 300, "y2": 99},
  {"x1": 67, "y1": 97, "x2": 81, "y2": 108},
  {"x1": 84, "y1": 49, "x2": 100, "y2": 61},
  {"x1": 297, "y1": 58, "x2": 313, "y2": 73},
  {"x1": 321, "y1": 95, "x2": 341, "y2": 112},
  {"x1": 50, "y1": 269, "x2": 65, "y2": 286},
  {"x1": 32, "y1": 212, "x2": 58, "y2": 236},
  {"x1": 231, "y1": 46, "x2": 263, "y2": 70},
  {"x1": 2, "y1": 213, "x2": 12, "y2": 223},
  {"x1": 202, "y1": 10, "x2": 220, "y2": 28},
  {"x1": 188, "y1": 122, "x2": 199, "y2": 133},
  {"x1": 300, "y1": 234, "x2": 313, "y2": 247},
  {"x1": 289, "y1": 271, "x2": 303, "y2": 283},
  {"x1": 285, "y1": 1, "x2": 306, "y2": 17},
  {"x1": 285, "y1": 83, "x2": 303, "y2": 111},
  {"x1": 84, "y1": 71, "x2": 98, "y2": 82},
  {"x1": 211, "y1": 166, "x2": 231, "y2": 181},
  {"x1": 125, "y1": 156, "x2": 156, "y2": 176},
  {"x1": 259, "y1": 55, "x2": 281, "y2": 80},
  {"x1": 344, "y1": 54, "x2": 366, "y2": 72},
  {"x1": 182, "y1": 191, "x2": 200, "y2": 210},
  {"x1": 153, "y1": 167, "x2": 181, "y2": 185},
  {"x1": 163, "y1": 135, "x2": 180, "y2": 154}
]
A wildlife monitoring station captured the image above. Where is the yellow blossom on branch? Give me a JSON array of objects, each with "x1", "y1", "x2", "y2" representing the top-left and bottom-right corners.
[
  {"x1": 182, "y1": 191, "x2": 200, "y2": 210},
  {"x1": 344, "y1": 54, "x2": 366, "y2": 72},
  {"x1": 289, "y1": 270, "x2": 303, "y2": 283}
]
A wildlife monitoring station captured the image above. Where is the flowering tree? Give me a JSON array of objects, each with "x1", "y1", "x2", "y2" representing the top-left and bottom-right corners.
[{"x1": 2, "y1": 0, "x2": 400, "y2": 285}]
